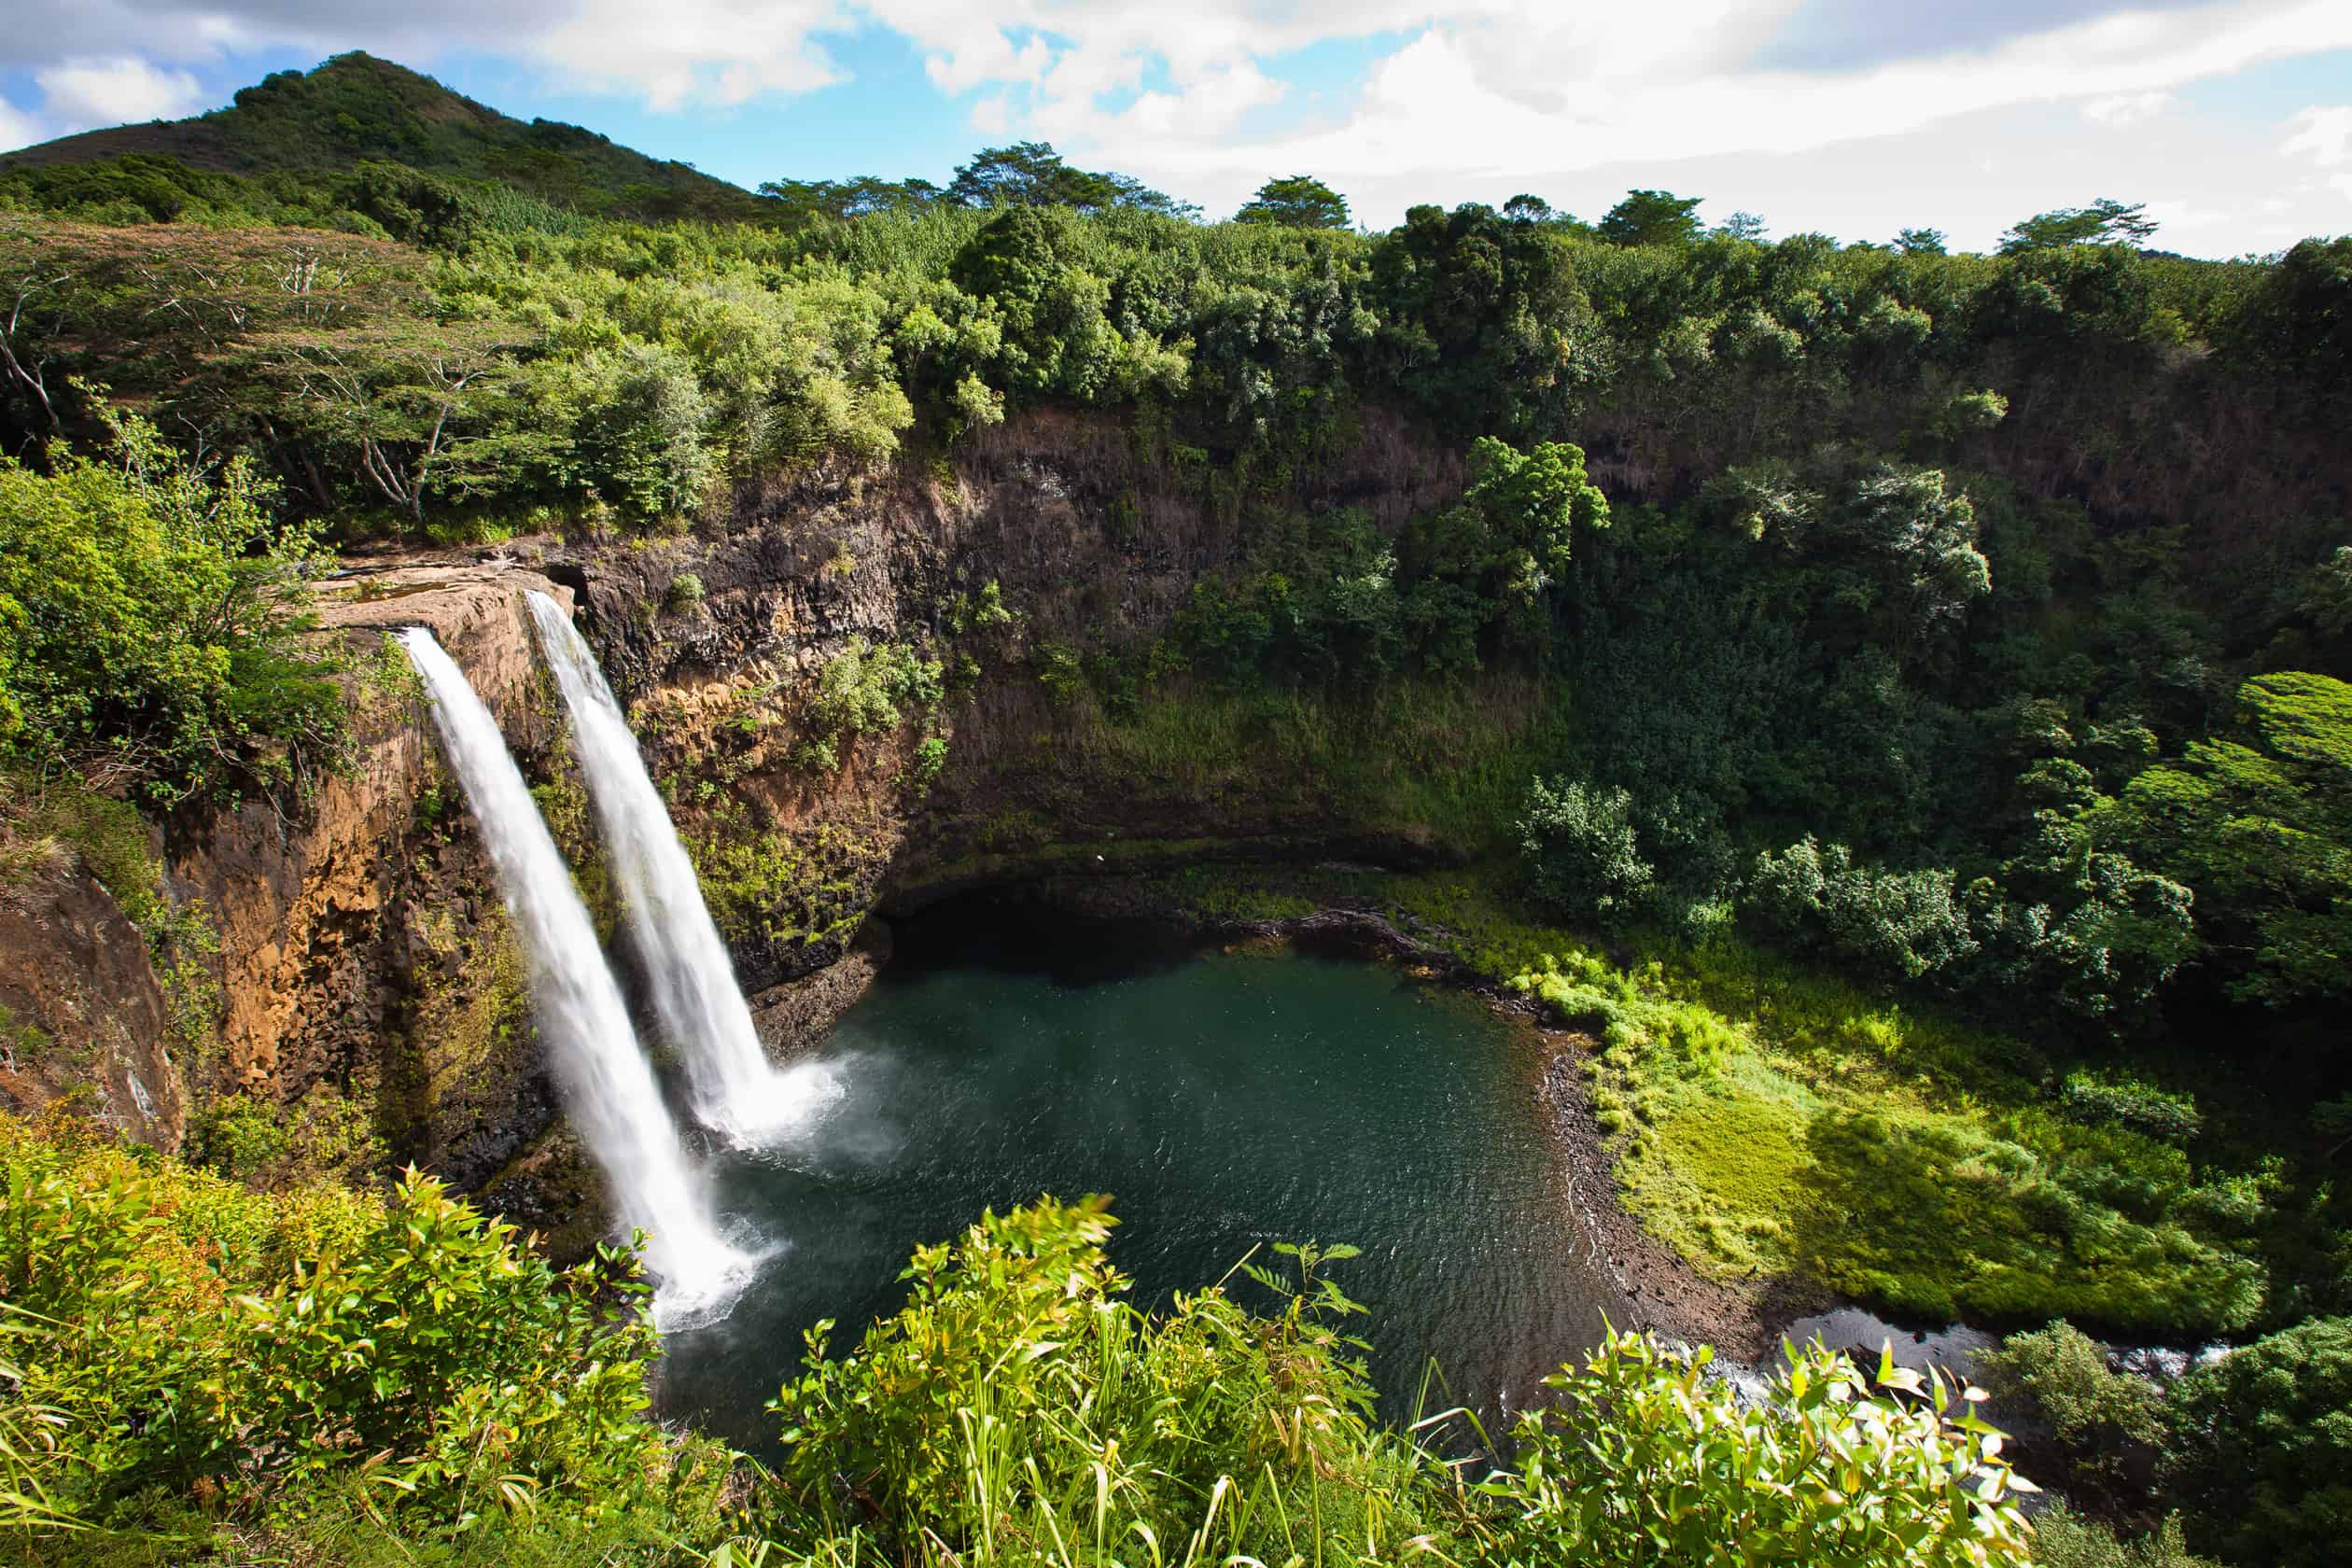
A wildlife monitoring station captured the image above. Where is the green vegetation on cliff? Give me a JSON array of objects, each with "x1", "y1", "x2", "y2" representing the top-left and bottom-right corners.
[{"x1": 0, "y1": 408, "x2": 342, "y2": 805}]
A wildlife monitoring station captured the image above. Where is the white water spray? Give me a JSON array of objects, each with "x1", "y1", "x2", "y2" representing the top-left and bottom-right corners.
[
  {"x1": 525, "y1": 591, "x2": 841, "y2": 1147},
  {"x1": 399, "y1": 627, "x2": 752, "y2": 1323}
]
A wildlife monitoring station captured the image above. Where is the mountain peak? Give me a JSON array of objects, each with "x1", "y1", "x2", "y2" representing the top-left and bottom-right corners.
[{"x1": 0, "y1": 53, "x2": 758, "y2": 223}]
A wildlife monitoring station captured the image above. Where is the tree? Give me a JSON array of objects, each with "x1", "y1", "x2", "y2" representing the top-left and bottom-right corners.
[
  {"x1": 1232, "y1": 174, "x2": 1351, "y2": 229},
  {"x1": 1368, "y1": 203, "x2": 1593, "y2": 434},
  {"x1": 1399, "y1": 434, "x2": 1611, "y2": 659},
  {"x1": 0, "y1": 406, "x2": 342, "y2": 803},
  {"x1": 258, "y1": 323, "x2": 513, "y2": 527},
  {"x1": 1973, "y1": 771, "x2": 2197, "y2": 1028},
  {"x1": 1832, "y1": 464, "x2": 1992, "y2": 656},
  {"x1": 1502, "y1": 192, "x2": 1557, "y2": 223},
  {"x1": 2161, "y1": 1315, "x2": 2352, "y2": 1568},
  {"x1": 1747, "y1": 838, "x2": 1978, "y2": 979},
  {"x1": 1895, "y1": 226, "x2": 1948, "y2": 255},
  {"x1": 1715, "y1": 210, "x2": 1768, "y2": 241},
  {"x1": 2103, "y1": 670, "x2": 2352, "y2": 1007},
  {"x1": 944, "y1": 141, "x2": 1195, "y2": 217},
  {"x1": 1598, "y1": 189, "x2": 1704, "y2": 247},
  {"x1": 0, "y1": 252, "x2": 77, "y2": 433},
  {"x1": 1999, "y1": 198, "x2": 2158, "y2": 254},
  {"x1": 1520, "y1": 777, "x2": 1653, "y2": 926},
  {"x1": 753, "y1": 175, "x2": 941, "y2": 221}
]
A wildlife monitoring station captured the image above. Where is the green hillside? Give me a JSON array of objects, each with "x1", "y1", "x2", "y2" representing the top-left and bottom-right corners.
[{"x1": 0, "y1": 51, "x2": 762, "y2": 222}]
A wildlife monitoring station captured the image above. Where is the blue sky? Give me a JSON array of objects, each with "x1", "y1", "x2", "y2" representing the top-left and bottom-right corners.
[{"x1": 4, "y1": 2, "x2": 2348, "y2": 255}]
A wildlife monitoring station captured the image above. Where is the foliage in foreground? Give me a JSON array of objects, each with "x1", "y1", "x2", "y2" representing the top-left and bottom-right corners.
[
  {"x1": 1487, "y1": 1333, "x2": 2034, "y2": 1566},
  {"x1": 761, "y1": 1193, "x2": 2035, "y2": 1568},
  {"x1": 2, "y1": 1117, "x2": 2049, "y2": 1566},
  {"x1": 0, "y1": 1112, "x2": 733, "y2": 1548},
  {"x1": 766, "y1": 1196, "x2": 1451, "y2": 1564}
]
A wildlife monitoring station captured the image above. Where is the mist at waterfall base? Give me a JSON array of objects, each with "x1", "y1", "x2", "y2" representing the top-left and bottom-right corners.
[
  {"x1": 658, "y1": 903, "x2": 1630, "y2": 1450},
  {"x1": 525, "y1": 590, "x2": 841, "y2": 1147},
  {"x1": 397, "y1": 628, "x2": 754, "y2": 1323}
]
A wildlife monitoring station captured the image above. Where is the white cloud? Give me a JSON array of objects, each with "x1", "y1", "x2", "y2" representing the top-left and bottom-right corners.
[
  {"x1": 35, "y1": 57, "x2": 205, "y2": 125},
  {"x1": 2083, "y1": 89, "x2": 2177, "y2": 125},
  {"x1": 2144, "y1": 196, "x2": 2230, "y2": 231},
  {"x1": 2282, "y1": 104, "x2": 2352, "y2": 164},
  {"x1": 538, "y1": 1, "x2": 847, "y2": 110},
  {"x1": 0, "y1": 99, "x2": 43, "y2": 154},
  {"x1": 830, "y1": 0, "x2": 2352, "y2": 227},
  {"x1": 0, "y1": 54, "x2": 206, "y2": 151},
  {"x1": 1145, "y1": 0, "x2": 2352, "y2": 172}
]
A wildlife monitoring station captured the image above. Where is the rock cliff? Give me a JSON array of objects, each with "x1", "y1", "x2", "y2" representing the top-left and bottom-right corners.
[{"x1": 0, "y1": 406, "x2": 1464, "y2": 1240}]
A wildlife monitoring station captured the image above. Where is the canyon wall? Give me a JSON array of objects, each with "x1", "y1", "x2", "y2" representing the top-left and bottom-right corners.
[{"x1": 0, "y1": 407, "x2": 1464, "y2": 1233}]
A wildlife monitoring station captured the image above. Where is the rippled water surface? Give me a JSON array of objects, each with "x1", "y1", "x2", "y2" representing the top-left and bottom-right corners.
[{"x1": 657, "y1": 905, "x2": 1626, "y2": 1450}]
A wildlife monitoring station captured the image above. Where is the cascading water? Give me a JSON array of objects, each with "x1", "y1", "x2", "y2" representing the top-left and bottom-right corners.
[
  {"x1": 525, "y1": 591, "x2": 841, "y2": 1147},
  {"x1": 398, "y1": 627, "x2": 752, "y2": 1323}
]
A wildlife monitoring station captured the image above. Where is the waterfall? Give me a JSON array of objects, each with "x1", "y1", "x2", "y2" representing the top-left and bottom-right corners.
[
  {"x1": 525, "y1": 592, "x2": 841, "y2": 1147},
  {"x1": 398, "y1": 627, "x2": 751, "y2": 1323}
]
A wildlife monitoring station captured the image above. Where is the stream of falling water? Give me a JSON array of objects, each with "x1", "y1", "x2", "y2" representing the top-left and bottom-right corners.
[
  {"x1": 526, "y1": 591, "x2": 843, "y2": 1146},
  {"x1": 399, "y1": 626, "x2": 754, "y2": 1324}
]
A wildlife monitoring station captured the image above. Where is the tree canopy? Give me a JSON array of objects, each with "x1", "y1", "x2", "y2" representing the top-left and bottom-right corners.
[
  {"x1": 0, "y1": 408, "x2": 343, "y2": 805},
  {"x1": 2000, "y1": 198, "x2": 2159, "y2": 253},
  {"x1": 1598, "y1": 188, "x2": 1705, "y2": 246},
  {"x1": 1233, "y1": 174, "x2": 1351, "y2": 229},
  {"x1": 754, "y1": 174, "x2": 943, "y2": 221},
  {"x1": 2106, "y1": 670, "x2": 2352, "y2": 1006},
  {"x1": 942, "y1": 141, "x2": 1196, "y2": 217}
]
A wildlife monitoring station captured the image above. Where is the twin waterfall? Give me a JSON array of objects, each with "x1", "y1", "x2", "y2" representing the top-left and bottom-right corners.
[{"x1": 400, "y1": 598, "x2": 835, "y2": 1323}]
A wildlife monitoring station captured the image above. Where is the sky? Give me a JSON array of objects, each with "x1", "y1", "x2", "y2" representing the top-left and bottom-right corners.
[{"x1": 3, "y1": 1, "x2": 2349, "y2": 256}]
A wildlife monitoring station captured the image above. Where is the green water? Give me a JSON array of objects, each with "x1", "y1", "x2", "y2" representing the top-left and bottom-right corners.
[{"x1": 658, "y1": 904, "x2": 1627, "y2": 1450}]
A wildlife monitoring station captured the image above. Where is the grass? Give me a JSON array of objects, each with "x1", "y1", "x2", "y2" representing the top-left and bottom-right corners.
[{"x1": 1625, "y1": 1058, "x2": 1815, "y2": 1278}]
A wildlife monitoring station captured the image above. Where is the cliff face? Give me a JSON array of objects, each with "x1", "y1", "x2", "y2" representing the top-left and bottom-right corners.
[
  {"x1": 0, "y1": 867, "x2": 179, "y2": 1147},
  {"x1": 552, "y1": 405, "x2": 1467, "y2": 993},
  {"x1": 0, "y1": 406, "x2": 1462, "y2": 1231},
  {"x1": 186, "y1": 567, "x2": 596, "y2": 1189}
]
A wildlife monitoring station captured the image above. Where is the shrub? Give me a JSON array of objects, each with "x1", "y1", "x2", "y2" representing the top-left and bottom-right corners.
[
  {"x1": 1978, "y1": 1320, "x2": 2161, "y2": 1503},
  {"x1": 0, "y1": 409, "x2": 343, "y2": 805},
  {"x1": 2058, "y1": 1071, "x2": 2203, "y2": 1143},
  {"x1": 1519, "y1": 777, "x2": 1653, "y2": 927},
  {"x1": 0, "y1": 1113, "x2": 723, "y2": 1540},
  {"x1": 1483, "y1": 1327, "x2": 2037, "y2": 1566},
  {"x1": 1981, "y1": 1321, "x2": 2162, "y2": 1449},
  {"x1": 807, "y1": 637, "x2": 941, "y2": 739},
  {"x1": 665, "y1": 570, "x2": 705, "y2": 610},
  {"x1": 907, "y1": 735, "x2": 949, "y2": 789},
  {"x1": 2160, "y1": 1314, "x2": 2352, "y2": 1568},
  {"x1": 1747, "y1": 837, "x2": 1978, "y2": 981},
  {"x1": 765, "y1": 1196, "x2": 1460, "y2": 1564},
  {"x1": 2027, "y1": 1503, "x2": 2214, "y2": 1568}
]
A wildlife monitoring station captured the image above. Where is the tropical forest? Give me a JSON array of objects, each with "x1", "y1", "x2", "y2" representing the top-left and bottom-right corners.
[{"x1": 0, "y1": 40, "x2": 2347, "y2": 1568}]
